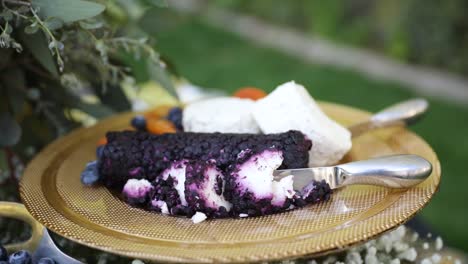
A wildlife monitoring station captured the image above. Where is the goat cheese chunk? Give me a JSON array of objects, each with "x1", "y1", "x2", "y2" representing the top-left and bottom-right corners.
[
  {"x1": 252, "y1": 81, "x2": 351, "y2": 166},
  {"x1": 185, "y1": 160, "x2": 232, "y2": 217},
  {"x1": 225, "y1": 149, "x2": 295, "y2": 216},
  {"x1": 161, "y1": 160, "x2": 188, "y2": 206},
  {"x1": 191, "y1": 212, "x2": 208, "y2": 224},
  {"x1": 183, "y1": 97, "x2": 260, "y2": 133},
  {"x1": 122, "y1": 179, "x2": 153, "y2": 205}
]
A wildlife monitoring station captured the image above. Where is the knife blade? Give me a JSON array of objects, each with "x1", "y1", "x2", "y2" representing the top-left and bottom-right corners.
[{"x1": 274, "y1": 154, "x2": 432, "y2": 190}]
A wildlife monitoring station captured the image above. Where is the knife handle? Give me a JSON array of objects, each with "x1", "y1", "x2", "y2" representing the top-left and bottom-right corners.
[{"x1": 336, "y1": 154, "x2": 432, "y2": 188}]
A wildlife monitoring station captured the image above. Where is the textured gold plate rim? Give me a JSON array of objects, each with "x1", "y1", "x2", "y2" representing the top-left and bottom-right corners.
[{"x1": 20, "y1": 102, "x2": 441, "y2": 263}]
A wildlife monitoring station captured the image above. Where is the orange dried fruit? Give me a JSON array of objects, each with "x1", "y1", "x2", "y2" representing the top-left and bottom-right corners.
[
  {"x1": 233, "y1": 87, "x2": 267, "y2": 100},
  {"x1": 97, "y1": 137, "x2": 107, "y2": 146},
  {"x1": 146, "y1": 119, "x2": 176, "y2": 134},
  {"x1": 144, "y1": 105, "x2": 173, "y2": 120}
]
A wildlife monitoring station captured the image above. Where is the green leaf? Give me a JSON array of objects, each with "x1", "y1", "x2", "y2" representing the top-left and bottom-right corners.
[
  {"x1": 0, "y1": 11, "x2": 13, "y2": 21},
  {"x1": 73, "y1": 101, "x2": 115, "y2": 118},
  {"x1": 118, "y1": 51, "x2": 150, "y2": 83},
  {"x1": 147, "y1": 0, "x2": 168, "y2": 8},
  {"x1": 94, "y1": 83, "x2": 132, "y2": 112},
  {"x1": 24, "y1": 23, "x2": 39, "y2": 34},
  {"x1": 32, "y1": 0, "x2": 105, "y2": 25},
  {"x1": 1, "y1": 67, "x2": 26, "y2": 116},
  {"x1": 44, "y1": 18, "x2": 64, "y2": 30},
  {"x1": 0, "y1": 112, "x2": 22, "y2": 147},
  {"x1": 17, "y1": 6, "x2": 31, "y2": 13},
  {"x1": 147, "y1": 60, "x2": 178, "y2": 99},
  {"x1": 19, "y1": 31, "x2": 59, "y2": 77},
  {"x1": 79, "y1": 19, "x2": 103, "y2": 30},
  {"x1": 4, "y1": 22, "x2": 13, "y2": 34}
]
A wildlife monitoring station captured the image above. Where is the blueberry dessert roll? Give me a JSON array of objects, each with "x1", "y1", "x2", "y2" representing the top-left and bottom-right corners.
[{"x1": 98, "y1": 130, "x2": 312, "y2": 189}]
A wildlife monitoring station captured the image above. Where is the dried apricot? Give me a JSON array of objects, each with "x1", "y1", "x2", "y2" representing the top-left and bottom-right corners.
[
  {"x1": 146, "y1": 119, "x2": 176, "y2": 134},
  {"x1": 144, "y1": 105, "x2": 173, "y2": 120},
  {"x1": 233, "y1": 87, "x2": 267, "y2": 100},
  {"x1": 97, "y1": 137, "x2": 107, "y2": 146}
]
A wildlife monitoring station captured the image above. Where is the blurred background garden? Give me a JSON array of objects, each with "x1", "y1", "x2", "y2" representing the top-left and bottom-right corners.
[{"x1": 1, "y1": 0, "x2": 467, "y2": 262}]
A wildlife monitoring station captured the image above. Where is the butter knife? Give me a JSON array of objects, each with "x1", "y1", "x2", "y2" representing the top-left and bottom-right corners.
[
  {"x1": 274, "y1": 154, "x2": 432, "y2": 190},
  {"x1": 348, "y1": 98, "x2": 429, "y2": 137}
]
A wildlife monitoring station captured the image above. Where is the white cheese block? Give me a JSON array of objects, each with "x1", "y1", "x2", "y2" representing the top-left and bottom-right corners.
[
  {"x1": 252, "y1": 81, "x2": 352, "y2": 166},
  {"x1": 183, "y1": 97, "x2": 261, "y2": 133}
]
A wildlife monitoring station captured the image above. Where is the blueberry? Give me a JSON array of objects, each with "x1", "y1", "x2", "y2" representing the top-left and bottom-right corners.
[
  {"x1": 37, "y1": 257, "x2": 55, "y2": 264},
  {"x1": 96, "y1": 146, "x2": 104, "y2": 159},
  {"x1": 0, "y1": 245, "x2": 7, "y2": 261},
  {"x1": 166, "y1": 107, "x2": 183, "y2": 130},
  {"x1": 8, "y1": 250, "x2": 31, "y2": 264},
  {"x1": 80, "y1": 160, "x2": 100, "y2": 186},
  {"x1": 131, "y1": 115, "x2": 147, "y2": 131}
]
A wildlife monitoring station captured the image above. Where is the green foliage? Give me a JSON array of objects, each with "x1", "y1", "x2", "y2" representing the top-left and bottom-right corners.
[
  {"x1": 0, "y1": 0, "x2": 178, "y2": 162},
  {"x1": 32, "y1": 0, "x2": 105, "y2": 27},
  {"x1": 147, "y1": 0, "x2": 168, "y2": 8},
  {"x1": 20, "y1": 31, "x2": 59, "y2": 76},
  {"x1": 0, "y1": 1, "x2": 178, "y2": 261},
  {"x1": 304, "y1": 0, "x2": 343, "y2": 38},
  {"x1": 0, "y1": 113, "x2": 21, "y2": 147},
  {"x1": 212, "y1": 0, "x2": 468, "y2": 75},
  {"x1": 403, "y1": 0, "x2": 468, "y2": 74},
  {"x1": 0, "y1": 22, "x2": 22, "y2": 51}
]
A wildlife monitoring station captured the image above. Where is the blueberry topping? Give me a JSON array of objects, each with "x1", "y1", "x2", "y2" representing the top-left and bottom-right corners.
[
  {"x1": 131, "y1": 115, "x2": 147, "y2": 131},
  {"x1": 98, "y1": 130, "x2": 311, "y2": 189},
  {"x1": 85, "y1": 130, "x2": 334, "y2": 219},
  {"x1": 37, "y1": 257, "x2": 55, "y2": 264},
  {"x1": 300, "y1": 180, "x2": 332, "y2": 204},
  {"x1": 96, "y1": 146, "x2": 104, "y2": 159},
  {"x1": 80, "y1": 160, "x2": 100, "y2": 186},
  {"x1": 166, "y1": 107, "x2": 183, "y2": 131},
  {"x1": 8, "y1": 250, "x2": 31, "y2": 264}
]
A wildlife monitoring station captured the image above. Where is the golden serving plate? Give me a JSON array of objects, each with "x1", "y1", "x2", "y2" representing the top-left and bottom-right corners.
[{"x1": 20, "y1": 102, "x2": 441, "y2": 263}]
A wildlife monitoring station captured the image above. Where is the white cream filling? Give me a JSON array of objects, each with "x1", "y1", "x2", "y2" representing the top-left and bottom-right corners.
[
  {"x1": 271, "y1": 175, "x2": 295, "y2": 206},
  {"x1": 202, "y1": 167, "x2": 232, "y2": 211},
  {"x1": 122, "y1": 179, "x2": 152, "y2": 198},
  {"x1": 162, "y1": 162, "x2": 188, "y2": 206},
  {"x1": 236, "y1": 150, "x2": 283, "y2": 198},
  {"x1": 151, "y1": 200, "x2": 169, "y2": 214},
  {"x1": 237, "y1": 150, "x2": 294, "y2": 206}
]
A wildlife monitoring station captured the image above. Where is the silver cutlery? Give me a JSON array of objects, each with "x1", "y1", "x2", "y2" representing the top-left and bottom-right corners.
[
  {"x1": 30, "y1": 229, "x2": 82, "y2": 264},
  {"x1": 274, "y1": 154, "x2": 432, "y2": 190},
  {"x1": 348, "y1": 98, "x2": 429, "y2": 137},
  {"x1": 274, "y1": 99, "x2": 432, "y2": 190},
  {"x1": 0, "y1": 202, "x2": 82, "y2": 264}
]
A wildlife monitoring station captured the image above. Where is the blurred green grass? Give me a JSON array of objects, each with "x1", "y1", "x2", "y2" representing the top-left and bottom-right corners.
[{"x1": 149, "y1": 17, "x2": 468, "y2": 250}]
